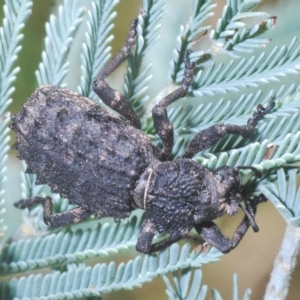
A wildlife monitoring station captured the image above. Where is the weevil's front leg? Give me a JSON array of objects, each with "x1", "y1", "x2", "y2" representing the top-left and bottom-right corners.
[
  {"x1": 147, "y1": 234, "x2": 186, "y2": 253},
  {"x1": 136, "y1": 218, "x2": 156, "y2": 253},
  {"x1": 194, "y1": 193, "x2": 267, "y2": 253},
  {"x1": 183, "y1": 100, "x2": 275, "y2": 158},
  {"x1": 152, "y1": 52, "x2": 195, "y2": 161},
  {"x1": 92, "y1": 18, "x2": 141, "y2": 129},
  {"x1": 136, "y1": 217, "x2": 184, "y2": 253},
  {"x1": 194, "y1": 219, "x2": 251, "y2": 253},
  {"x1": 14, "y1": 197, "x2": 93, "y2": 227}
]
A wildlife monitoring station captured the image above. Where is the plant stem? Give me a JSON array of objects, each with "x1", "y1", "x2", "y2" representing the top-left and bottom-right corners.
[{"x1": 264, "y1": 223, "x2": 300, "y2": 300}]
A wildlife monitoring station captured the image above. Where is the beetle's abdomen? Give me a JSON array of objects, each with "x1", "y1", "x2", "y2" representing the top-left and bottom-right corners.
[{"x1": 11, "y1": 86, "x2": 155, "y2": 219}]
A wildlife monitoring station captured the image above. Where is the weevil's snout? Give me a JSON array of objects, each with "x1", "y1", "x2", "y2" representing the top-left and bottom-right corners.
[
  {"x1": 214, "y1": 166, "x2": 244, "y2": 196},
  {"x1": 213, "y1": 167, "x2": 246, "y2": 217},
  {"x1": 227, "y1": 200, "x2": 240, "y2": 216}
]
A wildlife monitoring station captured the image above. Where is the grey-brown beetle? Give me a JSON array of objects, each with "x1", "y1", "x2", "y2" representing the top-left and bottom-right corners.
[{"x1": 11, "y1": 18, "x2": 274, "y2": 254}]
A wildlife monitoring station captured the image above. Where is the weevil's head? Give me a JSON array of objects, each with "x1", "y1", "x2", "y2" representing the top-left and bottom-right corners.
[
  {"x1": 210, "y1": 166, "x2": 262, "y2": 231},
  {"x1": 212, "y1": 166, "x2": 245, "y2": 216}
]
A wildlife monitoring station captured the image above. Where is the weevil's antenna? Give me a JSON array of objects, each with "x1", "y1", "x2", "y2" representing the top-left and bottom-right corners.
[
  {"x1": 235, "y1": 166, "x2": 262, "y2": 178},
  {"x1": 239, "y1": 203, "x2": 259, "y2": 232},
  {"x1": 235, "y1": 166, "x2": 263, "y2": 231}
]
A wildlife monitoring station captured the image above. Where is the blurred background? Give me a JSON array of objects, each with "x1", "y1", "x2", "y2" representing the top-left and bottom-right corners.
[{"x1": 1, "y1": 0, "x2": 300, "y2": 299}]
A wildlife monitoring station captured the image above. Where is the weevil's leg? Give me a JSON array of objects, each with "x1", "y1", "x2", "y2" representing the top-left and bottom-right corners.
[
  {"x1": 194, "y1": 219, "x2": 251, "y2": 254},
  {"x1": 92, "y1": 18, "x2": 141, "y2": 129},
  {"x1": 136, "y1": 217, "x2": 157, "y2": 253},
  {"x1": 147, "y1": 234, "x2": 186, "y2": 253},
  {"x1": 183, "y1": 100, "x2": 275, "y2": 158},
  {"x1": 152, "y1": 52, "x2": 195, "y2": 160},
  {"x1": 136, "y1": 217, "x2": 185, "y2": 253},
  {"x1": 14, "y1": 197, "x2": 93, "y2": 227},
  {"x1": 194, "y1": 193, "x2": 267, "y2": 253}
]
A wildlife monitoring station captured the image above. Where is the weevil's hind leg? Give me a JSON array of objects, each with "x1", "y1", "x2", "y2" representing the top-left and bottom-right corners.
[
  {"x1": 92, "y1": 18, "x2": 141, "y2": 129},
  {"x1": 152, "y1": 52, "x2": 195, "y2": 161},
  {"x1": 183, "y1": 100, "x2": 275, "y2": 158},
  {"x1": 14, "y1": 197, "x2": 93, "y2": 227},
  {"x1": 136, "y1": 217, "x2": 184, "y2": 253}
]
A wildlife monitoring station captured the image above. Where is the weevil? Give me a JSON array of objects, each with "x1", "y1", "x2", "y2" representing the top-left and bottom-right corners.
[{"x1": 11, "y1": 18, "x2": 274, "y2": 254}]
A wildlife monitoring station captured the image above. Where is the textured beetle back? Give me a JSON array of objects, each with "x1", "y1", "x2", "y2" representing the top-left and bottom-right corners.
[
  {"x1": 145, "y1": 159, "x2": 207, "y2": 233},
  {"x1": 11, "y1": 86, "x2": 156, "y2": 219}
]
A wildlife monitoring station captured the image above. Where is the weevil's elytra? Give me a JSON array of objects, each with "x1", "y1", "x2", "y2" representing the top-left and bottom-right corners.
[
  {"x1": 12, "y1": 86, "x2": 155, "y2": 221},
  {"x1": 11, "y1": 17, "x2": 275, "y2": 254}
]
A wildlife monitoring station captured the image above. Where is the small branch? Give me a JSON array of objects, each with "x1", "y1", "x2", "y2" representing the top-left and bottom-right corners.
[{"x1": 264, "y1": 223, "x2": 300, "y2": 300}]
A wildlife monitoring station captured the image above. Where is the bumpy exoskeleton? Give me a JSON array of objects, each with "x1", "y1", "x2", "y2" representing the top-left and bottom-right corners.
[{"x1": 11, "y1": 18, "x2": 275, "y2": 254}]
